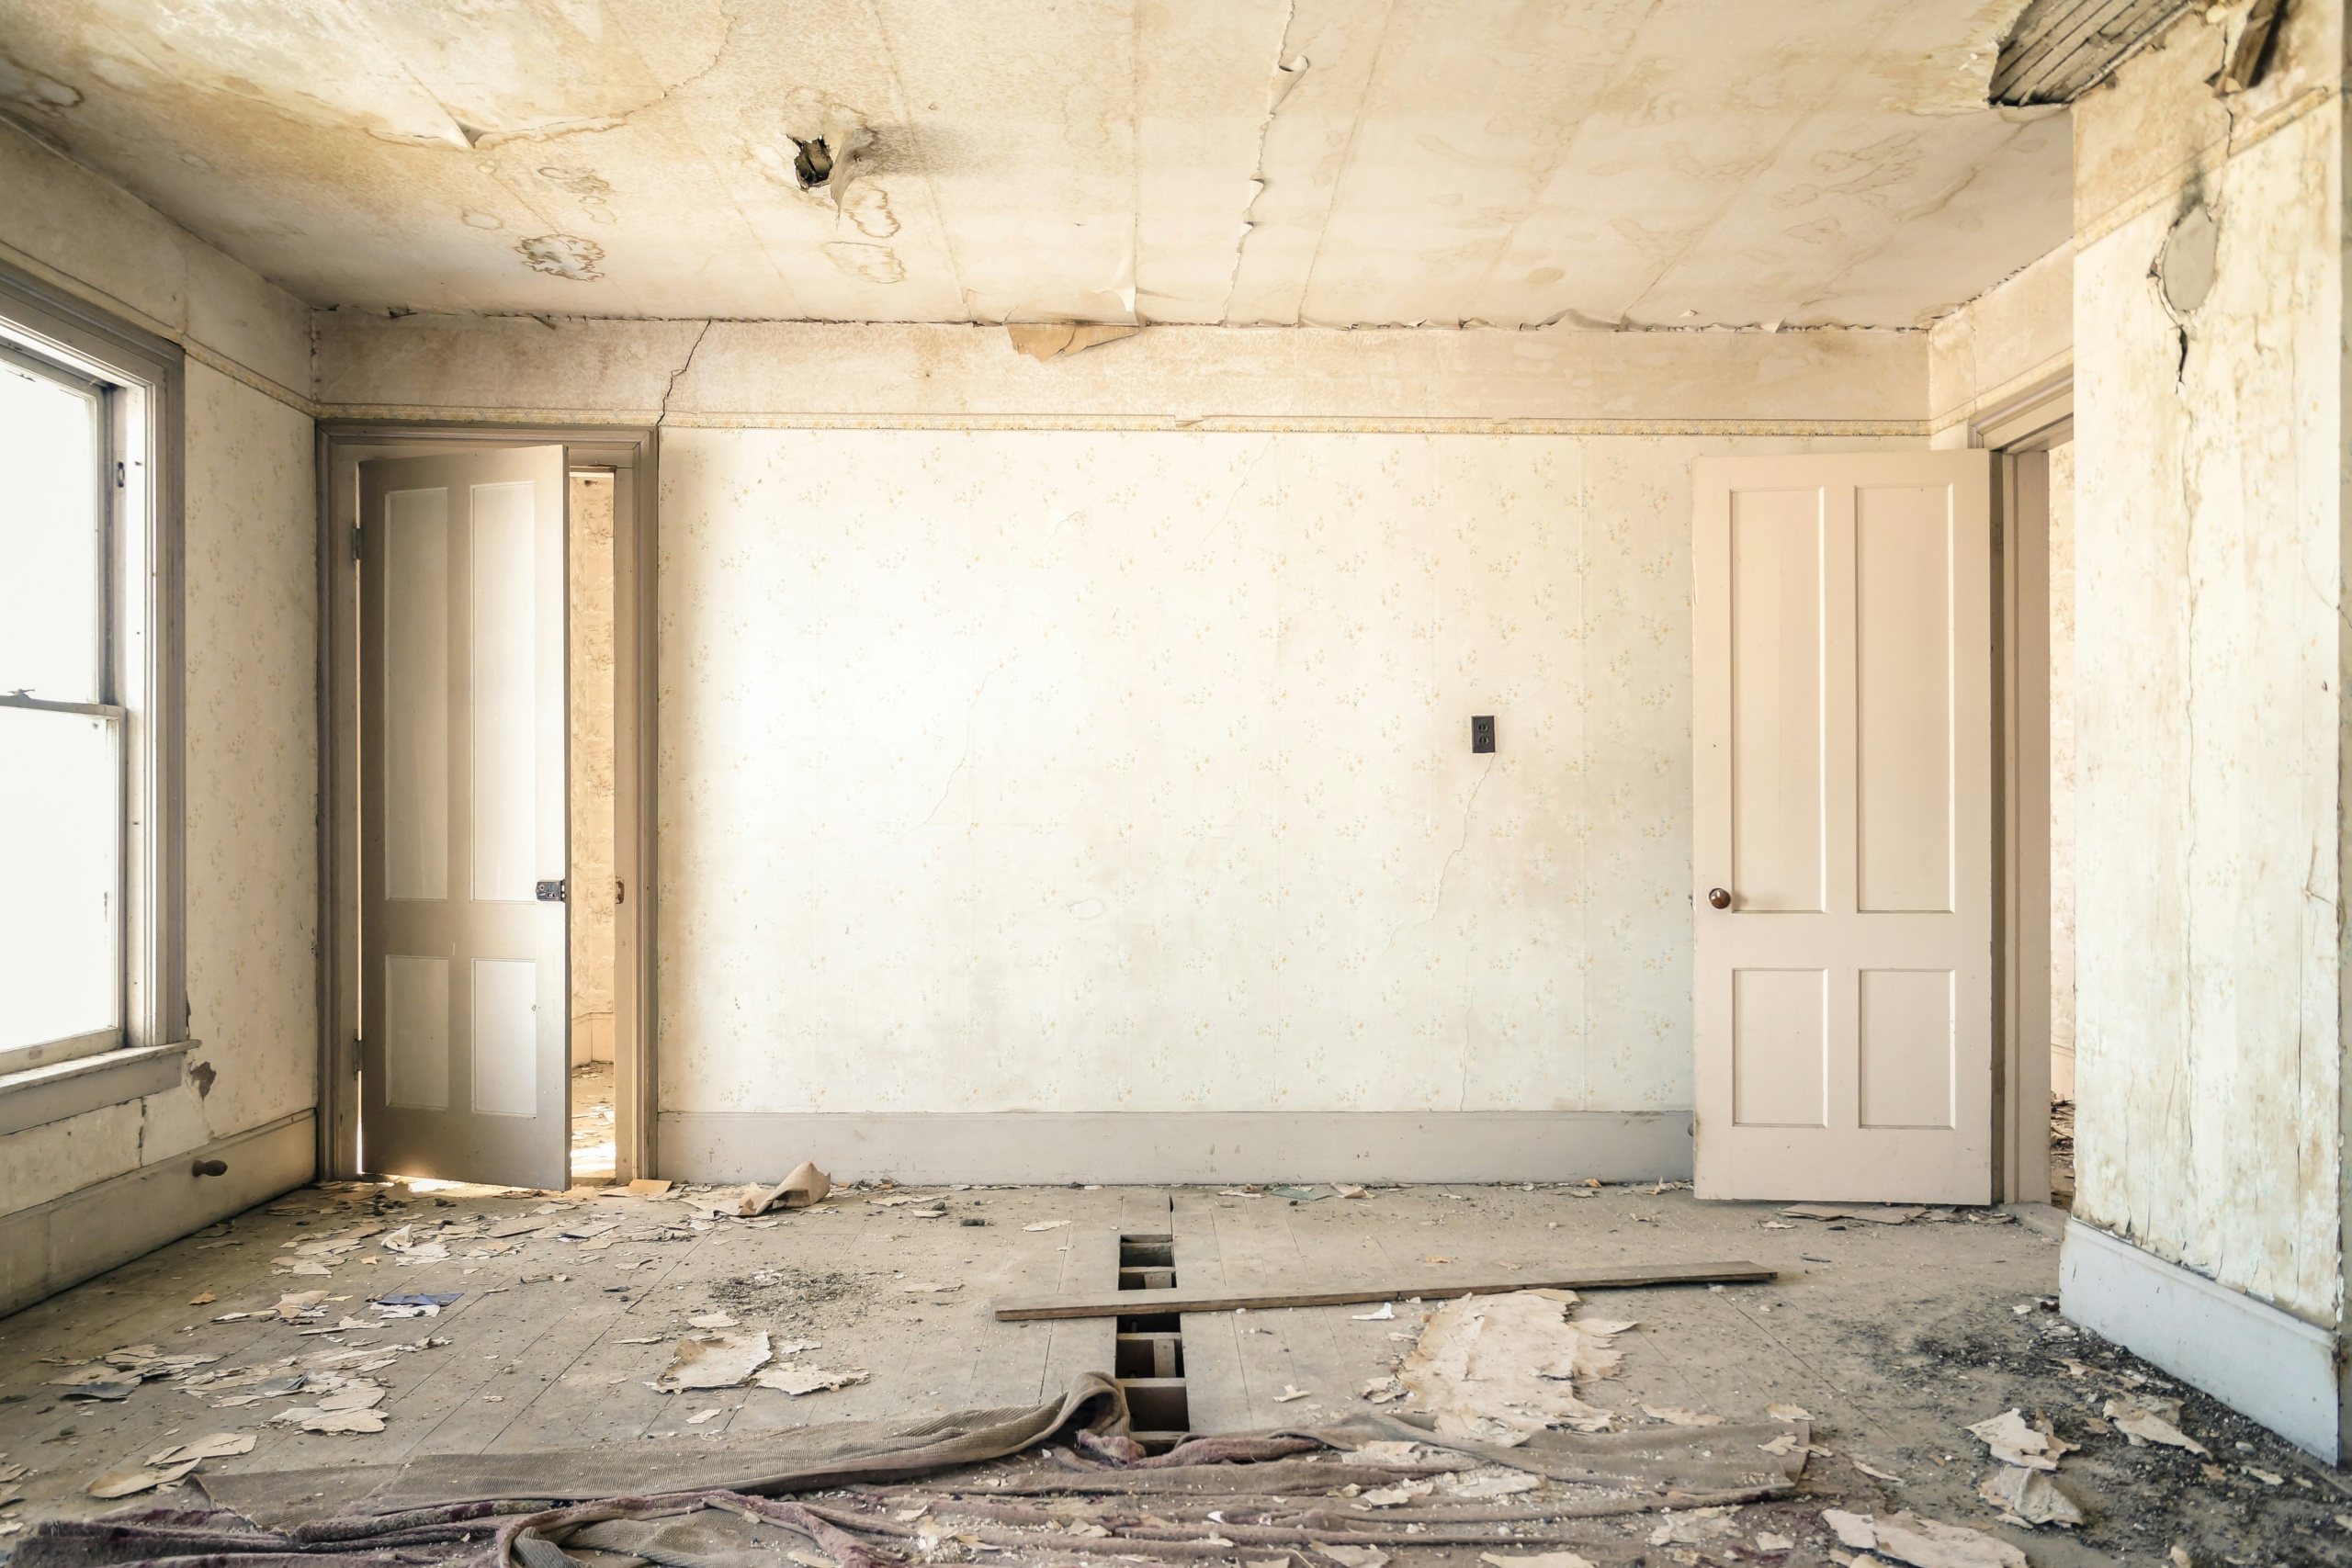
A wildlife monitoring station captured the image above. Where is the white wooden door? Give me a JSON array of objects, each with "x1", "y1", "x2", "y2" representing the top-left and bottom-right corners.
[
  {"x1": 1692, "y1": 452, "x2": 1994, "y2": 1203},
  {"x1": 359, "y1": 447, "x2": 570, "y2": 1190}
]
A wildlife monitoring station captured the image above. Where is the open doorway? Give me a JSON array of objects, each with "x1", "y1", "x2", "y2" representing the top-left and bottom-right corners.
[
  {"x1": 568, "y1": 468, "x2": 618, "y2": 1183},
  {"x1": 2045, "y1": 437, "x2": 2076, "y2": 1207},
  {"x1": 319, "y1": 427, "x2": 653, "y2": 1192},
  {"x1": 1989, "y1": 383, "x2": 2075, "y2": 1207}
]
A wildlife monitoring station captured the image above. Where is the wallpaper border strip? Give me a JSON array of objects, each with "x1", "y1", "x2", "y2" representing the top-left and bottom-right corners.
[{"x1": 315, "y1": 406, "x2": 1929, "y2": 437}]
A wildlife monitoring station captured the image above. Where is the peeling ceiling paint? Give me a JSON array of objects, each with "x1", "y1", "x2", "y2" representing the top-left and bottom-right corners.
[{"x1": 0, "y1": 0, "x2": 2069, "y2": 328}]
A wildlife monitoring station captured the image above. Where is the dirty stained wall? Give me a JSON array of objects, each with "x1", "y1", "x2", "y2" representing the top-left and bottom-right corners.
[
  {"x1": 654, "y1": 424, "x2": 1909, "y2": 1146},
  {"x1": 0, "y1": 124, "x2": 317, "y2": 1222},
  {"x1": 2068, "y1": 3, "x2": 2346, "y2": 1327}
]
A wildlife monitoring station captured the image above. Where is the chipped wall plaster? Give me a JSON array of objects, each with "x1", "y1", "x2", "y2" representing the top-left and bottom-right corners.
[
  {"x1": 656, "y1": 426, "x2": 1915, "y2": 1122},
  {"x1": 0, "y1": 119, "x2": 309, "y2": 406},
  {"x1": 2068, "y1": 0, "x2": 2346, "y2": 1327},
  {"x1": 313, "y1": 313, "x2": 1930, "y2": 431}
]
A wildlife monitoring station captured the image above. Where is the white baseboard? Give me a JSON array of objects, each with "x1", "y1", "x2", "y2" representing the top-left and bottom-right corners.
[
  {"x1": 2061, "y1": 1218, "x2": 2340, "y2": 1460},
  {"x1": 658, "y1": 1109, "x2": 1693, "y2": 1186},
  {"x1": 0, "y1": 1111, "x2": 314, "y2": 1320}
]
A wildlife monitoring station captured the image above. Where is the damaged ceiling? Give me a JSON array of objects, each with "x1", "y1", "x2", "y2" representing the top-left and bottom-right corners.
[{"x1": 0, "y1": 0, "x2": 2071, "y2": 329}]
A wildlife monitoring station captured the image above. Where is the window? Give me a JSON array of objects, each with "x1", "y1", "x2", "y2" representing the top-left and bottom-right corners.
[
  {"x1": 0, "y1": 348, "x2": 116, "y2": 1064},
  {"x1": 0, "y1": 268, "x2": 184, "y2": 1076}
]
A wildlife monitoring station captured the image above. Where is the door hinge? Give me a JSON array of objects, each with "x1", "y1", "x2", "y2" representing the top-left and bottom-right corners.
[
  {"x1": 353, "y1": 527, "x2": 364, "y2": 561},
  {"x1": 116, "y1": 461, "x2": 126, "y2": 489},
  {"x1": 536, "y1": 879, "x2": 567, "y2": 902},
  {"x1": 615, "y1": 878, "x2": 625, "y2": 905}
]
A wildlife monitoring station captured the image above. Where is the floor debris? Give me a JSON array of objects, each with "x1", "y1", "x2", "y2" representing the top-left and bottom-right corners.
[
  {"x1": 1781, "y1": 1204, "x2": 1926, "y2": 1225},
  {"x1": 741, "y1": 1161, "x2": 831, "y2": 1216},
  {"x1": 652, "y1": 1332, "x2": 773, "y2": 1392},
  {"x1": 147, "y1": 1433, "x2": 254, "y2": 1464},
  {"x1": 0, "y1": 1178, "x2": 2331, "y2": 1568},
  {"x1": 2104, "y1": 1394, "x2": 2210, "y2": 1455},
  {"x1": 1821, "y1": 1509, "x2": 2027, "y2": 1568},
  {"x1": 1398, "y1": 1290, "x2": 1630, "y2": 1440},
  {"x1": 1977, "y1": 1462, "x2": 2087, "y2": 1528},
  {"x1": 83, "y1": 1458, "x2": 198, "y2": 1498},
  {"x1": 1963, "y1": 1408, "x2": 2075, "y2": 1470},
  {"x1": 754, "y1": 1365, "x2": 870, "y2": 1395}
]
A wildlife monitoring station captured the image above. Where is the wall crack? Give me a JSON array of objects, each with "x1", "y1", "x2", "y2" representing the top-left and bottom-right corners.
[
  {"x1": 657, "y1": 320, "x2": 714, "y2": 425},
  {"x1": 1218, "y1": 0, "x2": 1302, "y2": 325}
]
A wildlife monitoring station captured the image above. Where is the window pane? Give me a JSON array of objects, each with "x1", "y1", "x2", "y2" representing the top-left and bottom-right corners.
[
  {"x1": 0, "y1": 356, "x2": 103, "y2": 703},
  {"x1": 0, "y1": 707, "x2": 119, "y2": 1050}
]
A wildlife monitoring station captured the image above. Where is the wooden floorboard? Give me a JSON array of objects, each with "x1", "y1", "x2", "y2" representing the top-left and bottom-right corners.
[{"x1": 1170, "y1": 1192, "x2": 1249, "y2": 1435}]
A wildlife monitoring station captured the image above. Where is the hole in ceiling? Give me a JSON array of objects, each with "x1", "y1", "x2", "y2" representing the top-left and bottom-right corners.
[{"x1": 792, "y1": 136, "x2": 833, "y2": 189}]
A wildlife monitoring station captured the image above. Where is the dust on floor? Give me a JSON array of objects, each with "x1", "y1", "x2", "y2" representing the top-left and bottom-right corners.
[
  {"x1": 0, "y1": 1181, "x2": 2339, "y2": 1568},
  {"x1": 570, "y1": 1062, "x2": 616, "y2": 1184}
]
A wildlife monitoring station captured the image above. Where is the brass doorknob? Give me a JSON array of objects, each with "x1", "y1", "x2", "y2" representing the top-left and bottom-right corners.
[{"x1": 1707, "y1": 888, "x2": 1731, "y2": 909}]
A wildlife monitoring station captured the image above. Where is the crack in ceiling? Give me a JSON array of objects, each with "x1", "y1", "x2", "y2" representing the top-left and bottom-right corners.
[{"x1": 0, "y1": 0, "x2": 2070, "y2": 329}]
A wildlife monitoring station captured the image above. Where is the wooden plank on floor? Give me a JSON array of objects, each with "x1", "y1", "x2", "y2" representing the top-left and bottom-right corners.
[{"x1": 993, "y1": 1258, "x2": 1774, "y2": 1319}]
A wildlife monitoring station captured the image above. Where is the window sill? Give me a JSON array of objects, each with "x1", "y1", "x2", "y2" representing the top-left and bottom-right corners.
[
  {"x1": 0, "y1": 1030, "x2": 125, "y2": 1079},
  {"x1": 0, "y1": 1042, "x2": 193, "y2": 1138}
]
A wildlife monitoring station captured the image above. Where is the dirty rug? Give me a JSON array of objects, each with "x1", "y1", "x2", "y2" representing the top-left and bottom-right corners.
[{"x1": 15, "y1": 1372, "x2": 1814, "y2": 1568}]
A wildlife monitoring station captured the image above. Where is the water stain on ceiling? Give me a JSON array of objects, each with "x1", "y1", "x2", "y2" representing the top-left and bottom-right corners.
[{"x1": 0, "y1": 0, "x2": 2070, "y2": 329}]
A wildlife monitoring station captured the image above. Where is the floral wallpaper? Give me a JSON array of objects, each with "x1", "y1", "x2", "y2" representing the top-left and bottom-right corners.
[
  {"x1": 182, "y1": 362, "x2": 318, "y2": 1137},
  {"x1": 658, "y1": 428, "x2": 1901, "y2": 1116}
]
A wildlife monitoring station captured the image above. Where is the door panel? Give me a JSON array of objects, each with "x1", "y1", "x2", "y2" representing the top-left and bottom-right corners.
[
  {"x1": 1855, "y1": 485, "x2": 1954, "y2": 912},
  {"x1": 1729, "y1": 490, "x2": 1826, "y2": 913},
  {"x1": 1695, "y1": 452, "x2": 1992, "y2": 1202},
  {"x1": 1732, "y1": 968, "x2": 1826, "y2": 1127},
  {"x1": 360, "y1": 447, "x2": 568, "y2": 1190},
  {"x1": 384, "y1": 490, "x2": 450, "y2": 901},
  {"x1": 1858, "y1": 968, "x2": 1955, "y2": 1129}
]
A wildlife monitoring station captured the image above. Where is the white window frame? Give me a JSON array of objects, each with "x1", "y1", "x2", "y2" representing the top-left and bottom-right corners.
[{"x1": 0, "y1": 265, "x2": 186, "y2": 1081}]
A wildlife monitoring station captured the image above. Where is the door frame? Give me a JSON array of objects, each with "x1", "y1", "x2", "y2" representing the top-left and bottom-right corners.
[
  {"x1": 317, "y1": 422, "x2": 659, "y2": 1186},
  {"x1": 1977, "y1": 374, "x2": 2074, "y2": 1204}
]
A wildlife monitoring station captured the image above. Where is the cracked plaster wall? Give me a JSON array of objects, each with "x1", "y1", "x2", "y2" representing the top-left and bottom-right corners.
[
  {"x1": 2068, "y1": 0, "x2": 2347, "y2": 1327},
  {"x1": 0, "y1": 144, "x2": 318, "y2": 1221},
  {"x1": 657, "y1": 426, "x2": 1909, "y2": 1122}
]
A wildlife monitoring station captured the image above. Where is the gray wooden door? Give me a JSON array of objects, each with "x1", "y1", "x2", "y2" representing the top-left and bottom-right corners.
[{"x1": 359, "y1": 447, "x2": 569, "y2": 1189}]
